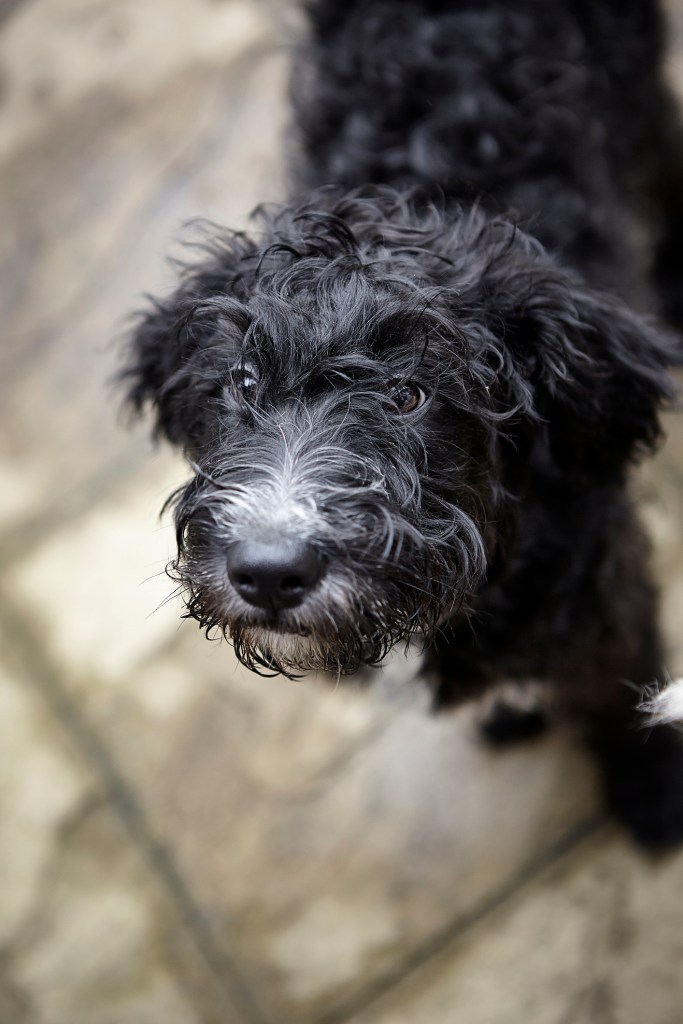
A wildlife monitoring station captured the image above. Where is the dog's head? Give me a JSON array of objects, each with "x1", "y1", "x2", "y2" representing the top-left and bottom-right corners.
[{"x1": 123, "y1": 187, "x2": 674, "y2": 674}]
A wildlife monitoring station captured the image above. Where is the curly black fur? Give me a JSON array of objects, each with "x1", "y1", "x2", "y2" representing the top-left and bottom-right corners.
[{"x1": 123, "y1": 0, "x2": 683, "y2": 847}]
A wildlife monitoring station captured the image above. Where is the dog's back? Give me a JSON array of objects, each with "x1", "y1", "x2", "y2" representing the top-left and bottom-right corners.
[{"x1": 295, "y1": 0, "x2": 681, "y2": 303}]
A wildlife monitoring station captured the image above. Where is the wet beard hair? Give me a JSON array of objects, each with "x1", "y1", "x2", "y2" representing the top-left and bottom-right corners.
[{"x1": 165, "y1": 474, "x2": 489, "y2": 677}]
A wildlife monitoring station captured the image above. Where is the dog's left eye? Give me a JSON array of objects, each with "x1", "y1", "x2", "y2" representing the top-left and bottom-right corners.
[
  {"x1": 389, "y1": 382, "x2": 426, "y2": 414},
  {"x1": 228, "y1": 366, "x2": 258, "y2": 402}
]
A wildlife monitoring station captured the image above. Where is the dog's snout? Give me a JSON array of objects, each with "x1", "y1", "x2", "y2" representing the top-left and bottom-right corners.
[{"x1": 226, "y1": 539, "x2": 324, "y2": 610}]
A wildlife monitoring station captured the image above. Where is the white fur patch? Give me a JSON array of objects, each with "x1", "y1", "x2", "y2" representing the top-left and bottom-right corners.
[
  {"x1": 255, "y1": 630, "x2": 315, "y2": 663},
  {"x1": 640, "y1": 678, "x2": 683, "y2": 724}
]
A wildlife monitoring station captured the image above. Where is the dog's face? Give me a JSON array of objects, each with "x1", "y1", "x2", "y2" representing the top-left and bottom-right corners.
[{"x1": 124, "y1": 188, "x2": 673, "y2": 674}]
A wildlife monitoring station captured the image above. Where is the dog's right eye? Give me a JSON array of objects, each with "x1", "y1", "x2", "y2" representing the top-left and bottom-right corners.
[
  {"x1": 389, "y1": 381, "x2": 427, "y2": 415},
  {"x1": 227, "y1": 366, "x2": 258, "y2": 403}
]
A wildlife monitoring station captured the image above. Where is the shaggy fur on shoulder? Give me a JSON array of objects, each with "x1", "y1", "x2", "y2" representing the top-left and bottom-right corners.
[{"x1": 123, "y1": 0, "x2": 683, "y2": 848}]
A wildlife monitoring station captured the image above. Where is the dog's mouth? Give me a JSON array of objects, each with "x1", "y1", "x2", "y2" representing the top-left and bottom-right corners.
[
  {"x1": 243, "y1": 614, "x2": 313, "y2": 638},
  {"x1": 232, "y1": 622, "x2": 360, "y2": 676}
]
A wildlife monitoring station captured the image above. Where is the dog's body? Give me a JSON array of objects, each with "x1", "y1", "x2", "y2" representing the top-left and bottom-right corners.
[{"x1": 124, "y1": 0, "x2": 683, "y2": 846}]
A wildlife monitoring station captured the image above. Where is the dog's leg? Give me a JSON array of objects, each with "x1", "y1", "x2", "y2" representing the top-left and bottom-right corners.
[
  {"x1": 478, "y1": 686, "x2": 549, "y2": 747},
  {"x1": 597, "y1": 718, "x2": 683, "y2": 850},
  {"x1": 591, "y1": 667, "x2": 683, "y2": 851},
  {"x1": 424, "y1": 623, "x2": 499, "y2": 711},
  {"x1": 430, "y1": 499, "x2": 683, "y2": 847},
  {"x1": 424, "y1": 625, "x2": 550, "y2": 743},
  {"x1": 559, "y1": 606, "x2": 683, "y2": 850}
]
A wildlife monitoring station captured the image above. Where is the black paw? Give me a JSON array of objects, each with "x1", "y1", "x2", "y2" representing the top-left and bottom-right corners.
[
  {"x1": 480, "y1": 699, "x2": 548, "y2": 746},
  {"x1": 599, "y1": 722, "x2": 683, "y2": 850}
]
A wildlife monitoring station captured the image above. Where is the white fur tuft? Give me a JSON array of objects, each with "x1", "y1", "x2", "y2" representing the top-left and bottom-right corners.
[{"x1": 640, "y1": 678, "x2": 683, "y2": 724}]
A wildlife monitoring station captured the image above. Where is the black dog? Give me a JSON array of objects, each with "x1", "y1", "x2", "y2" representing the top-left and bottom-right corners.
[{"x1": 123, "y1": 0, "x2": 683, "y2": 847}]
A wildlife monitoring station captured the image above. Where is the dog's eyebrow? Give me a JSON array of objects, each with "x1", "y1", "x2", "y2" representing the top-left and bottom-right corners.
[
  {"x1": 359, "y1": 304, "x2": 448, "y2": 355},
  {"x1": 298, "y1": 355, "x2": 389, "y2": 384}
]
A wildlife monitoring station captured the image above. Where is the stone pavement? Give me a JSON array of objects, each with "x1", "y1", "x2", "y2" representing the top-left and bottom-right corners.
[{"x1": 1, "y1": 1, "x2": 683, "y2": 1022}]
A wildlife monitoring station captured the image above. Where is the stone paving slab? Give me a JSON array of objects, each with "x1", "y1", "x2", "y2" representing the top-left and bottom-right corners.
[
  {"x1": 0, "y1": 654, "x2": 247, "y2": 1024},
  {"x1": 0, "y1": 660, "x2": 95, "y2": 955},
  {"x1": 9, "y1": 806, "x2": 204, "y2": 1024},
  {"x1": 351, "y1": 832, "x2": 683, "y2": 1024},
  {"x1": 0, "y1": 0, "x2": 272, "y2": 161},
  {"x1": 6, "y1": 455, "x2": 187, "y2": 686}
]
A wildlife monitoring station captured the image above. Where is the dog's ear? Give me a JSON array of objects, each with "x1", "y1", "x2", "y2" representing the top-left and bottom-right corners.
[
  {"x1": 497, "y1": 271, "x2": 677, "y2": 482},
  {"x1": 120, "y1": 233, "x2": 255, "y2": 446}
]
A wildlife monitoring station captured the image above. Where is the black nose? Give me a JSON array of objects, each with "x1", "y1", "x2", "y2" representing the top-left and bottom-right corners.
[{"x1": 226, "y1": 539, "x2": 324, "y2": 611}]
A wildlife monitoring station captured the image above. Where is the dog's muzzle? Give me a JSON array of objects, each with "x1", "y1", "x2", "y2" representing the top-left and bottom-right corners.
[{"x1": 226, "y1": 538, "x2": 325, "y2": 612}]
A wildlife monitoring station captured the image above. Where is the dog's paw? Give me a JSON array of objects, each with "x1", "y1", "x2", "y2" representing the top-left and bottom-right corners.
[
  {"x1": 479, "y1": 698, "x2": 548, "y2": 746},
  {"x1": 599, "y1": 722, "x2": 683, "y2": 850}
]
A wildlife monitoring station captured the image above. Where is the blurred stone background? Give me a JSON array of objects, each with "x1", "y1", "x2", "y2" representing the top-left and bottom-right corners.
[{"x1": 1, "y1": 1, "x2": 683, "y2": 1022}]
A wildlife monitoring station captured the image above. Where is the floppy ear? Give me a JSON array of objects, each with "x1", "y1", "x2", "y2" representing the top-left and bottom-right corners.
[
  {"x1": 501, "y1": 272, "x2": 677, "y2": 483},
  {"x1": 120, "y1": 232, "x2": 255, "y2": 446}
]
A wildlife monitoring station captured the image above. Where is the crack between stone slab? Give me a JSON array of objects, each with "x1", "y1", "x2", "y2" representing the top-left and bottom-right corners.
[
  {"x1": 313, "y1": 814, "x2": 607, "y2": 1024},
  {"x1": 0, "y1": 598, "x2": 274, "y2": 1024},
  {"x1": 0, "y1": 0, "x2": 34, "y2": 29}
]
